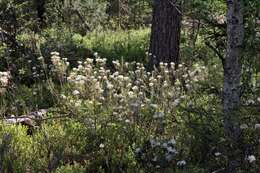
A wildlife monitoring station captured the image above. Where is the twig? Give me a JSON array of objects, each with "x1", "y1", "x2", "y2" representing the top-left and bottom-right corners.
[
  {"x1": 167, "y1": 0, "x2": 182, "y2": 15},
  {"x1": 205, "y1": 41, "x2": 225, "y2": 68}
]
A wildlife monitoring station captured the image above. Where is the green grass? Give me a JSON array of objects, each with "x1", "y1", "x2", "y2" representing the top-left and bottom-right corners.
[{"x1": 82, "y1": 28, "x2": 150, "y2": 63}]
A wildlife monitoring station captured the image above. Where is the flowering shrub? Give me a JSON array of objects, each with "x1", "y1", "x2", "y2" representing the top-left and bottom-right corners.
[
  {"x1": 0, "y1": 52, "x2": 259, "y2": 172},
  {"x1": 51, "y1": 54, "x2": 207, "y2": 171},
  {"x1": 50, "y1": 52, "x2": 69, "y2": 84},
  {"x1": 0, "y1": 52, "x2": 211, "y2": 172},
  {"x1": 64, "y1": 56, "x2": 205, "y2": 118},
  {"x1": 0, "y1": 71, "x2": 11, "y2": 95}
]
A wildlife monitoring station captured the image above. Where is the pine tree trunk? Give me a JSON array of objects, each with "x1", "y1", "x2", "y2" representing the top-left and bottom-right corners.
[
  {"x1": 147, "y1": 0, "x2": 181, "y2": 70},
  {"x1": 224, "y1": 0, "x2": 244, "y2": 172}
]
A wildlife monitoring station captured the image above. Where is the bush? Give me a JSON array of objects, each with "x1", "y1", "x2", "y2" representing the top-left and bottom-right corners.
[
  {"x1": 0, "y1": 53, "x2": 259, "y2": 173},
  {"x1": 0, "y1": 124, "x2": 34, "y2": 172},
  {"x1": 40, "y1": 27, "x2": 93, "y2": 66},
  {"x1": 0, "y1": 82, "x2": 57, "y2": 115},
  {"x1": 1, "y1": 56, "x2": 207, "y2": 172}
]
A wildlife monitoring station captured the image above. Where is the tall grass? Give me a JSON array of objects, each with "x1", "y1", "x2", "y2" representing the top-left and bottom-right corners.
[{"x1": 81, "y1": 28, "x2": 150, "y2": 63}]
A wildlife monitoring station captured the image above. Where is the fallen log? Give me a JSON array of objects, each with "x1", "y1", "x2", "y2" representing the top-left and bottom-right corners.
[{"x1": 2, "y1": 109, "x2": 48, "y2": 135}]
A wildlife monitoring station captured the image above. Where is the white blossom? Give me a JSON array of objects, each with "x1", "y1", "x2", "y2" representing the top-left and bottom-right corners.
[
  {"x1": 168, "y1": 138, "x2": 176, "y2": 145},
  {"x1": 37, "y1": 56, "x2": 43, "y2": 60},
  {"x1": 177, "y1": 160, "x2": 186, "y2": 166},
  {"x1": 247, "y1": 155, "x2": 256, "y2": 163},
  {"x1": 153, "y1": 112, "x2": 165, "y2": 119},
  {"x1": 72, "y1": 90, "x2": 80, "y2": 96},
  {"x1": 94, "y1": 52, "x2": 98, "y2": 57},
  {"x1": 255, "y1": 124, "x2": 260, "y2": 129},
  {"x1": 240, "y1": 124, "x2": 248, "y2": 129},
  {"x1": 214, "y1": 152, "x2": 221, "y2": 157},
  {"x1": 99, "y1": 143, "x2": 105, "y2": 148}
]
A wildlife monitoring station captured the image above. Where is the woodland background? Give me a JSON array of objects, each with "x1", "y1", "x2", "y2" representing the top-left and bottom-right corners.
[{"x1": 0, "y1": 0, "x2": 259, "y2": 172}]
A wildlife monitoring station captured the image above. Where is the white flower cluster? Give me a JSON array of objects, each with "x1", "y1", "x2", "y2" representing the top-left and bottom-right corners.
[
  {"x1": 176, "y1": 160, "x2": 187, "y2": 167},
  {"x1": 0, "y1": 71, "x2": 10, "y2": 87},
  {"x1": 50, "y1": 52, "x2": 69, "y2": 82},
  {"x1": 240, "y1": 123, "x2": 260, "y2": 130},
  {"x1": 65, "y1": 56, "x2": 205, "y2": 112},
  {"x1": 51, "y1": 52, "x2": 61, "y2": 66},
  {"x1": 135, "y1": 138, "x2": 182, "y2": 168},
  {"x1": 246, "y1": 155, "x2": 256, "y2": 163},
  {"x1": 244, "y1": 97, "x2": 260, "y2": 105},
  {"x1": 58, "y1": 54, "x2": 207, "y2": 132}
]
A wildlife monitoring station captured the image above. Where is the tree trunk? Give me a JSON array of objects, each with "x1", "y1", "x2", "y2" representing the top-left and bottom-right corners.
[
  {"x1": 147, "y1": 0, "x2": 181, "y2": 70},
  {"x1": 35, "y1": 0, "x2": 46, "y2": 29},
  {"x1": 224, "y1": 0, "x2": 244, "y2": 172}
]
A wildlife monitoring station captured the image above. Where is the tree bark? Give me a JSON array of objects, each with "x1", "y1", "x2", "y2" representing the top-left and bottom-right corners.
[
  {"x1": 147, "y1": 0, "x2": 181, "y2": 70},
  {"x1": 224, "y1": 0, "x2": 244, "y2": 172},
  {"x1": 35, "y1": 0, "x2": 46, "y2": 29}
]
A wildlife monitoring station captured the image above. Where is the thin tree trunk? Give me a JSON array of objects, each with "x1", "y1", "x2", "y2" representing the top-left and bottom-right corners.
[
  {"x1": 35, "y1": 0, "x2": 46, "y2": 29},
  {"x1": 224, "y1": 0, "x2": 244, "y2": 172},
  {"x1": 147, "y1": 0, "x2": 181, "y2": 70}
]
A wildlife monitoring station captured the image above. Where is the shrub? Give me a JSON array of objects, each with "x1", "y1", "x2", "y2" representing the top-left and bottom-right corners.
[
  {"x1": 0, "y1": 54, "x2": 259, "y2": 172},
  {"x1": 55, "y1": 164, "x2": 85, "y2": 173},
  {"x1": 0, "y1": 124, "x2": 34, "y2": 172},
  {"x1": 40, "y1": 27, "x2": 93, "y2": 66}
]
